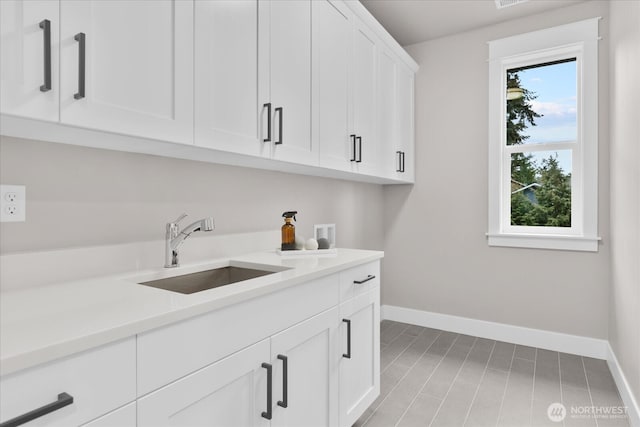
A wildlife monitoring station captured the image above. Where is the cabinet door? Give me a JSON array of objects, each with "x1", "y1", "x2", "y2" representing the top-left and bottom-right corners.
[
  {"x1": 138, "y1": 339, "x2": 270, "y2": 427},
  {"x1": 395, "y1": 64, "x2": 415, "y2": 182},
  {"x1": 195, "y1": 1, "x2": 268, "y2": 157},
  {"x1": 270, "y1": 307, "x2": 339, "y2": 427},
  {"x1": 268, "y1": 0, "x2": 315, "y2": 165},
  {"x1": 0, "y1": 0, "x2": 59, "y2": 121},
  {"x1": 378, "y1": 47, "x2": 398, "y2": 178},
  {"x1": 59, "y1": 0, "x2": 193, "y2": 145},
  {"x1": 339, "y1": 291, "x2": 380, "y2": 427},
  {"x1": 314, "y1": 0, "x2": 352, "y2": 172},
  {"x1": 351, "y1": 20, "x2": 378, "y2": 175},
  {"x1": 81, "y1": 402, "x2": 136, "y2": 427}
]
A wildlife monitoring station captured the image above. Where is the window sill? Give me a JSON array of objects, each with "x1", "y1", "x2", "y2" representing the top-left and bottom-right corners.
[{"x1": 486, "y1": 233, "x2": 601, "y2": 252}]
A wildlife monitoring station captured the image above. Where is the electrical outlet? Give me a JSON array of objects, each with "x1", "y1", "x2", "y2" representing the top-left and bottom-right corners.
[{"x1": 0, "y1": 185, "x2": 26, "y2": 222}]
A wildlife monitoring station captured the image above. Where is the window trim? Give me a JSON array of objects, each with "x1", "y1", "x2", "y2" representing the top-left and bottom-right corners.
[{"x1": 487, "y1": 18, "x2": 600, "y2": 252}]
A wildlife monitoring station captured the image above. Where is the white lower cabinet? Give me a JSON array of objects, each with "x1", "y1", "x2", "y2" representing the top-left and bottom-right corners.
[
  {"x1": 339, "y1": 290, "x2": 380, "y2": 427},
  {"x1": 0, "y1": 338, "x2": 135, "y2": 427},
  {"x1": 138, "y1": 307, "x2": 340, "y2": 427},
  {"x1": 270, "y1": 308, "x2": 339, "y2": 427},
  {"x1": 138, "y1": 339, "x2": 270, "y2": 427},
  {"x1": 81, "y1": 403, "x2": 136, "y2": 427}
]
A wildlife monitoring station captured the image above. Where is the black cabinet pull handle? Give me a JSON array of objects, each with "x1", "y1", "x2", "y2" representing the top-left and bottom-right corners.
[
  {"x1": 354, "y1": 274, "x2": 376, "y2": 284},
  {"x1": 275, "y1": 107, "x2": 283, "y2": 145},
  {"x1": 401, "y1": 151, "x2": 406, "y2": 172},
  {"x1": 356, "y1": 136, "x2": 362, "y2": 163},
  {"x1": 0, "y1": 392, "x2": 73, "y2": 427},
  {"x1": 396, "y1": 151, "x2": 402, "y2": 172},
  {"x1": 350, "y1": 134, "x2": 357, "y2": 162},
  {"x1": 73, "y1": 32, "x2": 85, "y2": 100},
  {"x1": 39, "y1": 19, "x2": 52, "y2": 92},
  {"x1": 342, "y1": 319, "x2": 351, "y2": 358},
  {"x1": 263, "y1": 103, "x2": 272, "y2": 142},
  {"x1": 277, "y1": 354, "x2": 288, "y2": 408},
  {"x1": 261, "y1": 363, "x2": 272, "y2": 420}
]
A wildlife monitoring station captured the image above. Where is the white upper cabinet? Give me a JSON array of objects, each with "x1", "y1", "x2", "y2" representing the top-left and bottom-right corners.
[
  {"x1": 195, "y1": 1, "x2": 268, "y2": 157},
  {"x1": 314, "y1": 0, "x2": 352, "y2": 172},
  {"x1": 59, "y1": 0, "x2": 194, "y2": 145},
  {"x1": 264, "y1": 0, "x2": 316, "y2": 165},
  {"x1": 351, "y1": 19, "x2": 379, "y2": 175},
  {"x1": 378, "y1": 45, "x2": 415, "y2": 183},
  {"x1": 0, "y1": 0, "x2": 59, "y2": 121},
  {"x1": 395, "y1": 63, "x2": 415, "y2": 182}
]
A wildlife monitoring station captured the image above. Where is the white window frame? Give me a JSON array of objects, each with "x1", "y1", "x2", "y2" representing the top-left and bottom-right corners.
[{"x1": 487, "y1": 18, "x2": 600, "y2": 252}]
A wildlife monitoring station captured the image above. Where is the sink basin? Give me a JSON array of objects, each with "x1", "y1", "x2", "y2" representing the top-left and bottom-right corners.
[{"x1": 138, "y1": 265, "x2": 284, "y2": 294}]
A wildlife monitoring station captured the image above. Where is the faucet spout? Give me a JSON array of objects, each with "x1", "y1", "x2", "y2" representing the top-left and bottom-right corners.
[{"x1": 165, "y1": 215, "x2": 215, "y2": 268}]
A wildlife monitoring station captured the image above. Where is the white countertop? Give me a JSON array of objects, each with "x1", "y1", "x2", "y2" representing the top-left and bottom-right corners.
[{"x1": 0, "y1": 248, "x2": 383, "y2": 376}]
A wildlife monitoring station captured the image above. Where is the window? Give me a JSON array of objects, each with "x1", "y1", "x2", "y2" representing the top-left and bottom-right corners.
[{"x1": 487, "y1": 18, "x2": 600, "y2": 251}]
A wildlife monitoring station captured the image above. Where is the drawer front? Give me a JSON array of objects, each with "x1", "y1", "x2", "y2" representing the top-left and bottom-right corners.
[
  {"x1": 137, "y1": 274, "x2": 340, "y2": 396},
  {"x1": 339, "y1": 261, "x2": 380, "y2": 302},
  {"x1": 0, "y1": 338, "x2": 136, "y2": 427}
]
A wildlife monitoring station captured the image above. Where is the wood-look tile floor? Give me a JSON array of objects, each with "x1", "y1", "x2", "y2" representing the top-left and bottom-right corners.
[{"x1": 356, "y1": 320, "x2": 629, "y2": 427}]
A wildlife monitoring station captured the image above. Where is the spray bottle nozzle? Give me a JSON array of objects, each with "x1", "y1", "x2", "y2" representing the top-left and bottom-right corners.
[{"x1": 282, "y1": 211, "x2": 297, "y2": 221}]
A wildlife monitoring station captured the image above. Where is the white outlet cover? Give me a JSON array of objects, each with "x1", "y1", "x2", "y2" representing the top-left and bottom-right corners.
[{"x1": 0, "y1": 185, "x2": 26, "y2": 222}]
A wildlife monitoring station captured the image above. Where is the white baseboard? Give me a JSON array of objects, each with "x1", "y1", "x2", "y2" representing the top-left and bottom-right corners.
[
  {"x1": 381, "y1": 304, "x2": 608, "y2": 359},
  {"x1": 607, "y1": 344, "x2": 640, "y2": 427}
]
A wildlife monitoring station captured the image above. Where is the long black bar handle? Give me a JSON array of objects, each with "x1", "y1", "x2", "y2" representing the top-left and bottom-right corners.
[
  {"x1": 396, "y1": 151, "x2": 402, "y2": 172},
  {"x1": 401, "y1": 151, "x2": 406, "y2": 173},
  {"x1": 0, "y1": 392, "x2": 74, "y2": 427},
  {"x1": 261, "y1": 363, "x2": 273, "y2": 420},
  {"x1": 39, "y1": 19, "x2": 52, "y2": 92},
  {"x1": 350, "y1": 134, "x2": 357, "y2": 162},
  {"x1": 275, "y1": 107, "x2": 283, "y2": 145},
  {"x1": 277, "y1": 355, "x2": 288, "y2": 408},
  {"x1": 73, "y1": 32, "x2": 85, "y2": 100},
  {"x1": 354, "y1": 274, "x2": 376, "y2": 285},
  {"x1": 342, "y1": 318, "x2": 351, "y2": 359},
  {"x1": 356, "y1": 136, "x2": 362, "y2": 163},
  {"x1": 263, "y1": 103, "x2": 272, "y2": 142}
]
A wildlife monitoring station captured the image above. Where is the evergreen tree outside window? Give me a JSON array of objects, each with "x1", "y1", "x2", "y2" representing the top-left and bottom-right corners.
[{"x1": 487, "y1": 19, "x2": 600, "y2": 251}]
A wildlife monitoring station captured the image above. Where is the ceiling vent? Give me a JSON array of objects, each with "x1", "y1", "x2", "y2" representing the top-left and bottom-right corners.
[{"x1": 495, "y1": 0, "x2": 529, "y2": 9}]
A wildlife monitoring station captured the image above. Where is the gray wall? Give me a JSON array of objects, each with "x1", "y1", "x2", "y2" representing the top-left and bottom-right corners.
[
  {"x1": 383, "y1": 1, "x2": 611, "y2": 339},
  {"x1": 0, "y1": 136, "x2": 384, "y2": 253},
  {"x1": 609, "y1": 0, "x2": 640, "y2": 406}
]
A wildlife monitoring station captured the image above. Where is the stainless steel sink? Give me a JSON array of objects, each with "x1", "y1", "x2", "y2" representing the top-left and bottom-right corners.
[{"x1": 138, "y1": 265, "x2": 282, "y2": 294}]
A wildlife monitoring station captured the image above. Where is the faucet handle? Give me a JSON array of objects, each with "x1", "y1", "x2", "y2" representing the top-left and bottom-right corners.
[{"x1": 170, "y1": 213, "x2": 188, "y2": 225}]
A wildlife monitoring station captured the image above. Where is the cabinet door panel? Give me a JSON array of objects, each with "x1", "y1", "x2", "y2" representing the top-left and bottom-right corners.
[
  {"x1": 0, "y1": 0, "x2": 59, "y2": 121},
  {"x1": 60, "y1": 0, "x2": 193, "y2": 144},
  {"x1": 314, "y1": 0, "x2": 351, "y2": 171},
  {"x1": 378, "y1": 48, "x2": 397, "y2": 177},
  {"x1": 270, "y1": 308, "x2": 339, "y2": 427},
  {"x1": 138, "y1": 339, "x2": 270, "y2": 427},
  {"x1": 269, "y1": 0, "x2": 315, "y2": 165},
  {"x1": 81, "y1": 402, "x2": 136, "y2": 427},
  {"x1": 195, "y1": 1, "x2": 265, "y2": 156},
  {"x1": 339, "y1": 291, "x2": 380, "y2": 427},
  {"x1": 396, "y1": 64, "x2": 415, "y2": 182},
  {"x1": 351, "y1": 21, "x2": 378, "y2": 174}
]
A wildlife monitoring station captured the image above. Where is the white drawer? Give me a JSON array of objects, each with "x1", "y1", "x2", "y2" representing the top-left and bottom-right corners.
[
  {"x1": 339, "y1": 261, "x2": 380, "y2": 302},
  {"x1": 137, "y1": 274, "x2": 340, "y2": 396},
  {"x1": 0, "y1": 338, "x2": 136, "y2": 427}
]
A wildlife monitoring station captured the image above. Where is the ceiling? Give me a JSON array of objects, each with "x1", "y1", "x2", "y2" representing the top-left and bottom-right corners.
[{"x1": 359, "y1": 0, "x2": 588, "y2": 46}]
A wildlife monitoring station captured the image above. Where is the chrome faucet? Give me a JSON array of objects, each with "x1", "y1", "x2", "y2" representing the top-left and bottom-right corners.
[{"x1": 165, "y1": 213, "x2": 215, "y2": 268}]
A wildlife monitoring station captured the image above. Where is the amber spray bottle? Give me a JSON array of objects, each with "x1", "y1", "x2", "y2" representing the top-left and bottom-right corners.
[{"x1": 281, "y1": 211, "x2": 297, "y2": 250}]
